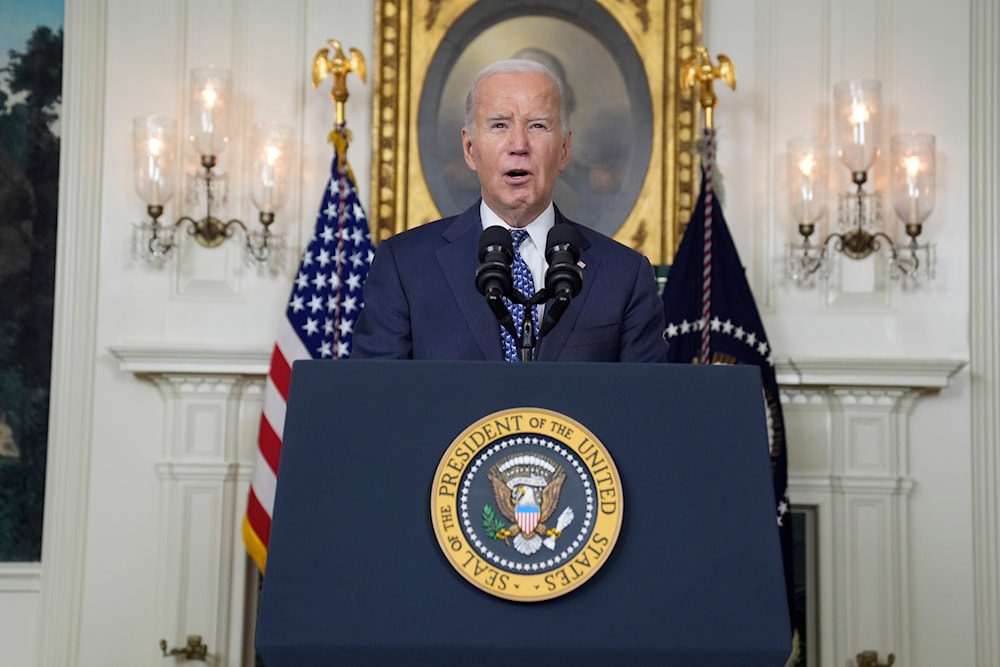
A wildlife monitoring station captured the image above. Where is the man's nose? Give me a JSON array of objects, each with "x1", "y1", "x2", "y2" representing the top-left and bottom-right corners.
[{"x1": 507, "y1": 123, "x2": 529, "y2": 152}]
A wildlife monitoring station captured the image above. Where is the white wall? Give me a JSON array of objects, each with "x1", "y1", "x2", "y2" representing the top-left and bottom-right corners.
[{"x1": 0, "y1": 1, "x2": 989, "y2": 665}]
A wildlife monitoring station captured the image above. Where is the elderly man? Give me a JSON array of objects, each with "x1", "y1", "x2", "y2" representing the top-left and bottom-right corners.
[{"x1": 353, "y1": 58, "x2": 666, "y2": 362}]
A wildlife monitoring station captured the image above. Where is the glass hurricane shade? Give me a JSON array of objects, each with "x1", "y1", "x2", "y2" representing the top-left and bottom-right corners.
[
  {"x1": 834, "y1": 79, "x2": 881, "y2": 174},
  {"x1": 133, "y1": 115, "x2": 178, "y2": 207},
  {"x1": 249, "y1": 122, "x2": 294, "y2": 214},
  {"x1": 788, "y1": 137, "x2": 828, "y2": 225},
  {"x1": 188, "y1": 66, "x2": 232, "y2": 157},
  {"x1": 891, "y1": 132, "x2": 935, "y2": 225}
]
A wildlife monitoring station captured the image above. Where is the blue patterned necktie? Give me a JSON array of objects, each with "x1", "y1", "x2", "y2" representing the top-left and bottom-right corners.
[{"x1": 502, "y1": 229, "x2": 538, "y2": 362}]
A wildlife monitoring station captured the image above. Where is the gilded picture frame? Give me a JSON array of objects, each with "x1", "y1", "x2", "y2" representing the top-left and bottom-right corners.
[{"x1": 371, "y1": 0, "x2": 701, "y2": 264}]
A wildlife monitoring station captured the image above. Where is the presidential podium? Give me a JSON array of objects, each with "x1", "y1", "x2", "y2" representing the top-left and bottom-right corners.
[{"x1": 255, "y1": 360, "x2": 790, "y2": 666}]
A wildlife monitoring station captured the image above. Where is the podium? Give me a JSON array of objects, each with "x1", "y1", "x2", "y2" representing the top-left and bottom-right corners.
[{"x1": 256, "y1": 360, "x2": 790, "y2": 666}]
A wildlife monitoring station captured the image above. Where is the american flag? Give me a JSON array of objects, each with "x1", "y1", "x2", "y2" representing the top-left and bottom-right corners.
[{"x1": 243, "y1": 128, "x2": 373, "y2": 572}]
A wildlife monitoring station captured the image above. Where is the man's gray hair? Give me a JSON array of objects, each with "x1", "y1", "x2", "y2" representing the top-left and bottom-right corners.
[{"x1": 463, "y1": 58, "x2": 572, "y2": 138}]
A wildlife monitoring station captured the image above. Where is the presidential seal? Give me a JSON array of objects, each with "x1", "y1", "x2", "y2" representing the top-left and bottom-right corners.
[{"x1": 431, "y1": 407, "x2": 623, "y2": 602}]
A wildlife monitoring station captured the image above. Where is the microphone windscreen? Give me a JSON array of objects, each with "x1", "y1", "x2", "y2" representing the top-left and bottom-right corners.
[
  {"x1": 479, "y1": 225, "x2": 514, "y2": 261},
  {"x1": 545, "y1": 224, "x2": 583, "y2": 260}
]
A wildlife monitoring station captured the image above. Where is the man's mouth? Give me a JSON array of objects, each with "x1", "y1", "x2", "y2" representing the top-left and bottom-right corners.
[{"x1": 505, "y1": 169, "x2": 531, "y2": 182}]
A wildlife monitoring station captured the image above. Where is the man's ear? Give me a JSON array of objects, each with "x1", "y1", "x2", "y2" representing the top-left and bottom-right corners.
[
  {"x1": 462, "y1": 128, "x2": 477, "y2": 172},
  {"x1": 559, "y1": 129, "x2": 573, "y2": 172}
]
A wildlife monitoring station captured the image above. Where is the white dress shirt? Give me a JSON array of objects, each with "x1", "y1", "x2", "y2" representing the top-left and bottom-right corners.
[{"x1": 479, "y1": 200, "x2": 555, "y2": 295}]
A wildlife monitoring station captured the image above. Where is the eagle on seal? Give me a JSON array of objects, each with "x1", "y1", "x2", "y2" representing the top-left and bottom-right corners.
[{"x1": 488, "y1": 453, "x2": 573, "y2": 555}]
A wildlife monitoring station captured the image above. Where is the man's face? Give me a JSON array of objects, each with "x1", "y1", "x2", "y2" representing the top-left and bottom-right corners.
[{"x1": 462, "y1": 71, "x2": 572, "y2": 228}]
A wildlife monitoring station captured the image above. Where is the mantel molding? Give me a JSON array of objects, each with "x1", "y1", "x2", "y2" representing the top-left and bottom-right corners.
[
  {"x1": 109, "y1": 344, "x2": 272, "y2": 376},
  {"x1": 775, "y1": 357, "x2": 966, "y2": 390}
]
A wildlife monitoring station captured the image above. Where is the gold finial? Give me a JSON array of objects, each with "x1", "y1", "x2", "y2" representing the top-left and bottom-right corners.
[
  {"x1": 312, "y1": 39, "x2": 367, "y2": 128},
  {"x1": 681, "y1": 45, "x2": 737, "y2": 130}
]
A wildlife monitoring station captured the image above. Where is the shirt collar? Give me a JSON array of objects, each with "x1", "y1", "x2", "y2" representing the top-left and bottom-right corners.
[{"x1": 479, "y1": 200, "x2": 555, "y2": 251}]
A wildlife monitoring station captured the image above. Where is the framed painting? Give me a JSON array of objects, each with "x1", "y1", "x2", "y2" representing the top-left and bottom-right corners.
[{"x1": 371, "y1": 0, "x2": 702, "y2": 265}]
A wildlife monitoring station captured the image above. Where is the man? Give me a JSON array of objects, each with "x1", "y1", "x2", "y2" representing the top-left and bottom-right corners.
[{"x1": 353, "y1": 58, "x2": 666, "y2": 362}]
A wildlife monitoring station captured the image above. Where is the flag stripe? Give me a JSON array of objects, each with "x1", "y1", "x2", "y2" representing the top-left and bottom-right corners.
[{"x1": 243, "y1": 128, "x2": 373, "y2": 573}]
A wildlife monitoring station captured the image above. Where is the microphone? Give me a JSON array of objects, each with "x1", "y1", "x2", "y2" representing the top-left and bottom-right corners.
[
  {"x1": 544, "y1": 224, "x2": 583, "y2": 300},
  {"x1": 540, "y1": 224, "x2": 583, "y2": 337},
  {"x1": 475, "y1": 226, "x2": 517, "y2": 338}
]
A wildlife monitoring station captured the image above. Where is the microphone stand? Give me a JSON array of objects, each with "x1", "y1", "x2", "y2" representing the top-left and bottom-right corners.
[{"x1": 512, "y1": 290, "x2": 548, "y2": 362}]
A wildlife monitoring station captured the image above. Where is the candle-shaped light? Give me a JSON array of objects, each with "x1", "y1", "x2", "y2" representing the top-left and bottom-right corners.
[
  {"x1": 201, "y1": 86, "x2": 218, "y2": 137},
  {"x1": 891, "y1": 132, "x2": 935, "y2": 225},
  {"x1": 834, "y1": 80, "x2": 881, "y2": 176},
  {"x1": 188, "y1": 67, "x2": 232, "y2": 158},
  {"x1": 788, "y1": 137, "x2": 827, "y2": 225},
  {"x1": 249, "y1": 122, "x2": 294, "y2": 215},
  {"x1": 261, "y1": 145, "x2": 281, "y2": 212},
  {"x1": 148, "y1": 136, "x2": 163, "y2": 205},
  {"x1": 133, "y1": 115, "x2": 177, "y2": 207}
]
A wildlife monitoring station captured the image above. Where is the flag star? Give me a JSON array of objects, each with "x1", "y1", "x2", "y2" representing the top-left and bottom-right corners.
[
  {"x1": 330, "y1": 272, "x2": 342, "y2": 292},
  {"x1": 346, "y1": 272, "x2": 362, "y2": 291},
  {"x1": 327, "y1": 294, "x2": 339, "y2": 312},
  {"x1": 711, "y1": 316, "x2": 722, "y2": 331},
  {"x1": 333, "y1": 248, "x2": 346, "y2": 265},
  {"x1": 746, "y1": 332, "x2": 758, "y2": 346},
  {"x1": 350, "y1": 251, "x2": 365, "y2": 268},
  {"x1": 321, "y1": 226, "x2": 335, "y2": 243},
  {"x1": 339, "y1": 226, "x2": 352, "y2": 241},
  {"x1": 317, "y1": 248, "x2": 331, "y2": 267},
  {"x1": 302, "y1": 317, "x2": 319, "y2": 335},
  {"x1": 680, "y1": 319, "x2": 691, "y2": 334},
  {"x1": 324, "y1": 200, "x2": 337, "y2": 220},
  {"x1": 341, "y1": 295, "x2": 359, "y2": 314},
  {"x1": 353, "y1": 202, "x2": 364, "y2": 222},
  {"x1": 324, "y1": 318, "x2": 334, "y2": 335},
  {"x1": 317, "y1": 341, "x2": 333, "y2": 358},
  {"x1": 367, "y1": 248, "x2": 375, "y2": 264},
  {"x1": 338, "y1": 318, "x2": 354, "y2": 337},
  {"x1": 722, "y1": 319, "x2": 734, "y2": 334},
  {"x1": 301, "y1": 251, "x2": 314, "y2": 267},
  {"x1": 351, "y1": 225, "x2": 366, "y2": 245},
  {"x1": 734, "y1": 326, "x2": 745, "y2": 340},
  {"x1": 307, "y1": 294, "x2": 324, "y2": 313},
  {"x1": 289, "y1": 295, "x2": 305, "y2": 312},
  {"x1": 312, "y1": 272, "x2": 328, "y2": 291},
  {"x1": 758, "y1": 341, "x2": 769, "y2": 356},
  {"x1": 665, "y1": 323, "x2": 679, "y2": 338},
  {"x1": 295, "y1": 271, "x2": 309, "y2": 290},
  {"x1": 336, "y1": 340, "x2": 350, "y2": 358}
]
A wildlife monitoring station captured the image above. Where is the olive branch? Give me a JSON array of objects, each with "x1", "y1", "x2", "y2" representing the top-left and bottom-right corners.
[{"x1": 482, "y1": 504, "x2": 507, "y2": 540}]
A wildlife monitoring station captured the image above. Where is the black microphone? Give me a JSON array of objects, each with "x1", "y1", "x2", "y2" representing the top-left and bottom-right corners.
[
  {"x1": 544, "y1": 224, "x2": 583, "y2": 299},
  {"x1": 540, "y1": 224, "x2": 583, "y2": 336},
  {"x1": 475, "y1": 226, "x2": 517, "y2": 338}
]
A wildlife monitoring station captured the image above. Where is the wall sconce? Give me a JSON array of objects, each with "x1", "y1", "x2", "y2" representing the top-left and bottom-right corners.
[
  {"x1": 132, "y1": 66, "x2": 290, "y2": 267},
  {"x1": 786, "y1": 79, "x2": 936, "y2": 284}
]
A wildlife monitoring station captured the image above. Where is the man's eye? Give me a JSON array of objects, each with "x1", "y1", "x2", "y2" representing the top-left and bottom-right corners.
[{"x1": 491, "y1": 122, "x2": 507, "y2": 130}]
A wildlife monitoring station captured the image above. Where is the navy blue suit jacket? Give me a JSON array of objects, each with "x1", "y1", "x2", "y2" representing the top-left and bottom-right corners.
[{"x1": 352, "y1": 203, "x2": 667, "y2": 362}]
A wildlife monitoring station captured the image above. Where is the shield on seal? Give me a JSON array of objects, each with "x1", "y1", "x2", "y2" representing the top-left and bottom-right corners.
[{"x1": 516, "y1": 504, "x2": 540, "y2": 534}]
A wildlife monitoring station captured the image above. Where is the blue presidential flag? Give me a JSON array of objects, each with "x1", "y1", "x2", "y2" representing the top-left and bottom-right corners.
[{"x1": 660, "y1": 131, "x2": 795, "y2": 639}]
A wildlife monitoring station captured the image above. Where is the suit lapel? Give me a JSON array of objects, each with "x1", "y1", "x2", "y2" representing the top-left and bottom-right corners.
[{"x1": 438, "y1": 204, "x2": 505, "y2": 361}]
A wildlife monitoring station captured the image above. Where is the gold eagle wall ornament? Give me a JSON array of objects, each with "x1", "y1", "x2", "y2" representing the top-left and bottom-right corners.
[
  {"x1": 681, "y1": 45, "x2": 736, "y2": 130},
  {"x1": 312, "y1": 39, "x2": 367, "y2": 128}
]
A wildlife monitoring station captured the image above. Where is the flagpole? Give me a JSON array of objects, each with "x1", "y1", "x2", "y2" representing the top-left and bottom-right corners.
[
  {"x1": 312, "y1": 40, "x2": 367, "y2": 353},
  {"x1": 680, "y1": 46, "x2": 736, "y2": 363},
  {"x1": 244, "y1": 42, "x2": 374, "y2": 574}
]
